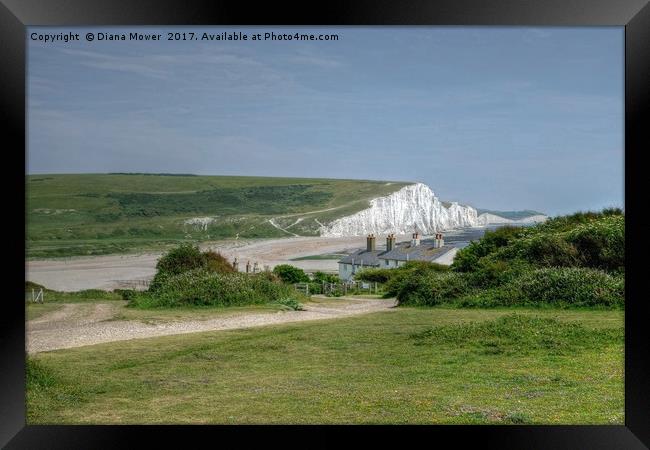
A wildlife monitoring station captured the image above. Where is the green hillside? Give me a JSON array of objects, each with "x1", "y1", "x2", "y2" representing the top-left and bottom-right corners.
[{"x1": 26, "y1": 174, "x2": 410, "y2": 258}]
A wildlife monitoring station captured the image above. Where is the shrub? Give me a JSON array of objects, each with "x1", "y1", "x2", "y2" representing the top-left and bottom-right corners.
[
  {"x1": 514, "y1": 234, "x2": 581, "y2": 268},
  {"x1": 272, "y1": 264, "x2": 309, "y2": 284},
  {"x1": 396, "y1": 272, "x2": 474, "y2": 306},
  {"x1": 459, "y1": 267, "x2": 624, "y2": 308},
  {"x1": 354, "y1": 268, "x2": 394, "y2": 283},
  {"x1": 464, "y1": 258, "x2": 531, "y2": 289},
  {"x1": 202, "y1": 251, "x2": 236, "y2": 274},
  {"x1": 150, "y1": 244, "x2": 234, "y2": 291},
  {"x1": 311, "y1": 271, "x2": 339, "y2": 283},
  {"x1": 452, "y1": 226, "x2": 525, "y2": 272},
  {"x1": 565, "y1": 215, "x2": 624, "y2": 271},
  {"x1": 130, "y1": 270, "x2": 301, "y2": 308},
  {"x1": 383, "y1": 261, "x2": 451, "y2": 298},
  {"x1": 155, "y1": 243, "x2": 205, "y2": 276},
  {"x1": 114, "y1": 289, "x2": 137, "y2": 301}
]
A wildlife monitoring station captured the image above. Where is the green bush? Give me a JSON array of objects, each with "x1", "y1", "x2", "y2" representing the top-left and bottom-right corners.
[
  {"x1": 464, "y1": 258, "x2": 531, "y2": 289},
  {"x1": 391, "y1": 210, "x2": 624, "y2": 310},
  {"x1": 452, "y1": 226, "x2": 525, "y2": 272},
  {"x1": 114, "y1": 289, "x2": 137, "y2": 301},
  {"x1": 155, "y1": 243, "x2": 205, "y2": 276},
  {"x1": 130, "y1": 269, "x2": 301, "y2": 308},
  {"x1": 150, "y1": 244, "x2": 234, "y2": 291},
  {"x1": 565, "y1": 215, "x2": 624, "y2": 271},
  {"x1": 272, "y1": 264, "x2": 309, "y2": 284},
  {"x1": 459, "y1": 267, "x2": 624, "y2": 308},
  {"x1": 383, "y1": 261, "x2": 451, "y2": 298},
  {"x1": 396, "y1": 272, "x2": 474, "y2": 306},
  {"x1": 512, "y1": 234, "x2": 581, "y2": 268},
  {"x1": 354, "y1": 268, "x2": 394, "y2": 283},
  {"x1": 203, "y1": 251, "x2": 236, "y2": 274},
  {"x1": 311, "y1": 271, "x2": 339, "y2": 283}
]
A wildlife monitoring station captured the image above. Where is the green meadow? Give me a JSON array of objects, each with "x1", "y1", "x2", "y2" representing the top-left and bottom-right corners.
[
  {"x1": 27, "y1": 306, "x2": 622, "y2": 425},
  {"x1": 26, "y1": 174, "x2": 408, "y2": 258}
]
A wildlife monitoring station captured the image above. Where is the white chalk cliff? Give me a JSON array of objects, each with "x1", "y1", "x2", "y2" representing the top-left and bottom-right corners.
[{"x1": 319, "y1": 183, "x2": 480, "y2": 237}]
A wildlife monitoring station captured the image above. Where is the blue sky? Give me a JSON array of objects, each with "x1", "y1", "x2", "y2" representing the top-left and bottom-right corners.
[{"x1": 28, "y1": 27, "x2": 624, "y2": 215}]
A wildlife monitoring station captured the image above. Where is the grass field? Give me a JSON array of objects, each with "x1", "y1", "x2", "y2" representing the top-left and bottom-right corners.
[
  {"x1": 27, "y1": 307, "x2": 623, "y2": 424},
  {"x1": 26, "y1": 174, "x2": 409, "y2": 258}
]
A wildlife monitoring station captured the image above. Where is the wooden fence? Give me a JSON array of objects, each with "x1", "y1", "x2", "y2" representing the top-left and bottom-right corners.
[
  {"x1": 112, "y1": 279, "x2": 151, "y2": 290},
  {"x1": 295, "y1": 281, "x2": 380, "y2": 297}
]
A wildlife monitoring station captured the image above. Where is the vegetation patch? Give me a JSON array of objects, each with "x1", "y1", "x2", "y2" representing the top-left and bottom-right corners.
[
  {"x1": 358, "y1": 209, "x2": 624, "y2": 309},
  {"x1": 27, "y1": 174, "x2": 409, "y2": 257},
  {"x1": 26, "y1": 308, "x2": 623, "y2": 424},
  {"x1": 25, "y1": 281, "x2": 123, "y2": 303},
  {"x1": 130, "y1": 270, "x2": 301, "y2": 308},
  {"x1": 410, "y1": 314, "x2": 623, "y2": 356},
  {"x1": 458, "y1": 267, "x2": 624, "y2": 308}
]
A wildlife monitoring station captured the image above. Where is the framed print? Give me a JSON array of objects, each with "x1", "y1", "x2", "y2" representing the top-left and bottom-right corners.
[{"x1": 1, "y1": 0, "x2": 648, "y2": 448}]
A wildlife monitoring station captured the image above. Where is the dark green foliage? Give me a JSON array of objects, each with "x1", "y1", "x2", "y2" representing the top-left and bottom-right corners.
[
  {"x1": 130, "y1": 270, "x2": 301, "y2": 308},
  {"x1": 410, "y1": 314, "x2": 622, "y2": 356},
  {"x1": 107, "y1": 185, "x2": 333, "y2": 217},
  {"x1": 458, "y1": 268, "x2": 624, "y2": 308},
  {"x1": 452, "y1": 226, "x2": 524, "y2": 272},
  {"x1": 464, "y1": 258, "x2": 531, "y2": 289},
  {"x1": 382, "y1": 261, "x2": 451, "y2": 298},
  {"x1": 203, "y1": 251, "x2": 236, "y2": 274},
  {"x1": 397, "y1": 209, "x2": 624, "y2": 309},
  {"x1": 114, "y1": 289, "x2": 137, "y2": 301},
  {"x1": 354, "y1": 268, "x2": 394, "y2": 283},
  {"x1": 272, "y1": 264, "x2": 310, "y2": 284},
  {"x1": 565, "y1": 215, "x2": 624, "y2": 271},
  {"x1": 311, "y1": 271, "x2": 339, "y2": 283},
  {"x1": 396, "y1": 272, "x2": 473, "y2": 306},
  {"x1": 150, "y1": 244, "x2": 234, "y2": 291},
  {"x1": 155, "y1": 244, "x2": 206, "y2": 276}
]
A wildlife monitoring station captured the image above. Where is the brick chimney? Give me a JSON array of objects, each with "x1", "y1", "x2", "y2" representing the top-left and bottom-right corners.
[
  {"x1": 366, "y1": 234, "x2": 376, "y2": 252},
  {"x1": 411, "y1": 232, "x2": 420, "y2": 247},
  {"x1": 386, "y1": 233, "x2": 396, "y2": 251}
]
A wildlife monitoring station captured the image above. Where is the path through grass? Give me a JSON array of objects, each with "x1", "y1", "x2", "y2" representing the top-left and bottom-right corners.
[{"x1": 27, "y1": 307, "x2": 623, "y2": 424}]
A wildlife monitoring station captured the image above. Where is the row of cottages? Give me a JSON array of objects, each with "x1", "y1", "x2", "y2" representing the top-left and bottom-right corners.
[{"x1": 338, "y1": 232, "x2": 451, "y2": 281}]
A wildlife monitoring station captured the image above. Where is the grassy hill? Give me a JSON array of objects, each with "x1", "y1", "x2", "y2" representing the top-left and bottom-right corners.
[{"x1": 26, "y1": 174, "x2": 410, "y2": 258}]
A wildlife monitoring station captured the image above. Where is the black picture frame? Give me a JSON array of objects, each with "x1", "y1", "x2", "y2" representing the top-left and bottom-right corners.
[{"x1": 2, "y1": 0, "x2": 648, "y2": 448}]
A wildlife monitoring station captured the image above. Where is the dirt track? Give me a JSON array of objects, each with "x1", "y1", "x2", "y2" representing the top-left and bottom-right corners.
[{"x1": 26, "y1": 296, "x2": 396, "y2": 354}]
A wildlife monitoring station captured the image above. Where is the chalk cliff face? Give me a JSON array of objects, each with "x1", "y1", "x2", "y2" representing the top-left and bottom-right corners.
[{"x1": 319, "y1": 183, "x2": 479, "y2": 237}]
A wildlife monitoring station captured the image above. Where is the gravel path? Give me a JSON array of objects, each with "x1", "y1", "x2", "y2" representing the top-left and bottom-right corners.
[{"x1": 26, "y1": 297, "x2": 396, "y2": 354}]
